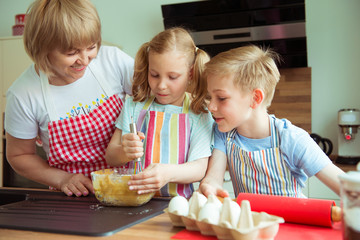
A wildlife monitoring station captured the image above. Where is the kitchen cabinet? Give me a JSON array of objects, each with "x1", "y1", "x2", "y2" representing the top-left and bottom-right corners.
[
  {"x1": 305, "y1": 159, "x2": 357, "y2": 206},
  {"x1": 0, "y1": 37, "x2": 32, "y2": 187},
  {"x1": 306, "y1": 161, "x2": 357, "y2": 206},
  {"x1": 223, "y1": 170, "x2": 235, "y2": 198},
  {"x1": 307, "y1": 177, "x2": 340, "y2": 206}
]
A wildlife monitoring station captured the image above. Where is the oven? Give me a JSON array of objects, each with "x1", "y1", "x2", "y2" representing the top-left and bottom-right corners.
[{"x1": 161, "y1": 0, "x2": 306, "y2": 68}]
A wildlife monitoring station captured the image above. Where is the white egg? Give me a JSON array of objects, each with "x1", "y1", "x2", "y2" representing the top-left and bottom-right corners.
[
  {"x1": 168, "y1": 196, "x2": 189, "y2": 216},
  {"x1": 206, "y1": 194, "x2": 223, "y2": 209},
  {"x1": 188, "y1": 192, "x2": 207, "y2": 219},
  {"x1": 198, "y1": 202, "x2": 222, "y2": 225}
]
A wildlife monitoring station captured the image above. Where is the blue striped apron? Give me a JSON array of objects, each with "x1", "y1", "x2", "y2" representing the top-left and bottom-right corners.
[
  {"x1": 136, "y1": 93, "x2": 192, "y2": 198},
  {"x1": 226, "y1": 117, "x2": 302, "y2": 197}
]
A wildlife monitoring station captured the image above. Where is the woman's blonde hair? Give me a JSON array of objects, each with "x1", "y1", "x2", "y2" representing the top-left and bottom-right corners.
[
  {"x1": 205, "y1": 45, "x2": 281, "y2": 108},
  {"x1": 132, "y1": 27, "x2": 210, "y2": 114},
  {"x1": 23, "y1": 0, "x2": 102, "y2": 76}
]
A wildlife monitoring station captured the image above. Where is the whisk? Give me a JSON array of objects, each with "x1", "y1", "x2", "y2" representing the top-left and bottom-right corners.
[{"x1": 130, "y1": 116, "x2": 143, "y2": 174}]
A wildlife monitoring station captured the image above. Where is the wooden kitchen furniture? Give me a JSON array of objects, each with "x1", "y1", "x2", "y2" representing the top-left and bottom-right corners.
[{"x1": 0, "y1": 37, "x2": 33, "y2": 187}]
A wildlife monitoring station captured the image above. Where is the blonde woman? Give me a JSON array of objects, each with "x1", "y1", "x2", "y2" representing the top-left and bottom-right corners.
[{"x1": 5, "y1": 0, "x2": 134, "y2": 197}]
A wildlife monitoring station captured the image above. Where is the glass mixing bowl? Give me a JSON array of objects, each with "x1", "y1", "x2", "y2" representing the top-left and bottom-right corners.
[{"x1": 91, "y1": 168, "x2": 155, "y2": 207}]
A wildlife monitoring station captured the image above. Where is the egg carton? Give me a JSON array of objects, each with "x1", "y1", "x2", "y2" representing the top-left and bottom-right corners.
[{"x1": 166, "y1": 192, "x2": 284, "y2": 240}]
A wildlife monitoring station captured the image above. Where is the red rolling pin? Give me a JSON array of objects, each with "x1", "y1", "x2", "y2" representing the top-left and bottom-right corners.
[{"x1": 236, "y1": 193, "x2": 341, "y2": 227}]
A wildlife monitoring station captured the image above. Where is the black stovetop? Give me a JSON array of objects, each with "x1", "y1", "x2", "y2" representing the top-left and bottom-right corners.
[{"x1": 0, "y1": 188, "x2": 169, "y2": 236}]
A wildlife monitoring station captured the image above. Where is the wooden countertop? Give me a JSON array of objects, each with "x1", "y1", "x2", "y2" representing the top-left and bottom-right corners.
[
  {"x1": 334, "y1": 163, "x2": 357, "y2": 172},
  {"x1": 0, "y1": 187, "x2": 344, "y2": 240},
  {"x1": 0, "y1": 212, "x2": 180, "y2": 240},
  {"x1": 0, "y1": 153, "x2": 356, "y2": 240}
]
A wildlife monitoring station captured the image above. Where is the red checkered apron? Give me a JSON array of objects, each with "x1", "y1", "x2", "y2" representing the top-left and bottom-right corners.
[{"x1": 39, "y1": 68, "x2": 122, "y2": 179}]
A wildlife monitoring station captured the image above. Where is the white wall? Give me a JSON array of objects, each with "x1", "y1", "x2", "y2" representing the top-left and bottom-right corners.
[
  {"x1": 1, "y1": 0, "x2": 360, "y2": 154},
  {"x1": 306, "y1": 0, "x2": 360, "y2": 154},
  {"x1": 92, "y1": 0, "x2": 198, "y2": 57},
  {"x1": 0, "y1": 0, "x2": 33, "y2": 37},
  {"x1": 0, "y1": 0, "x2": 195, "y2": 57}
]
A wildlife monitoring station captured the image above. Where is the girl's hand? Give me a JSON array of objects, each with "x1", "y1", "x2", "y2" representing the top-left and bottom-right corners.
[
  {"x1": 128, "y1": 163, "x2": 169, "y2": 194},
  {"x1": 59, "y1": 173, "x2": 94, "y2": 197},
  {"x1": 121, "y1": 132, "x2": 145, "y2": 161}
]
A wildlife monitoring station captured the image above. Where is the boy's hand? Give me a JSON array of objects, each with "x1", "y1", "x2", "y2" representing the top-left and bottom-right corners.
[
  {"x1": 199, "y1": 180, "x2": 229, "y2": 198},
  {"x1": 128, "y1": 163, "x2": 168, "y2": 194},
  {"x1": 121, "y1": 132, "x2": 145, "y2": 161},
  {"x1": 59, "y1": 173, "x2": 94, "y2": 197}
]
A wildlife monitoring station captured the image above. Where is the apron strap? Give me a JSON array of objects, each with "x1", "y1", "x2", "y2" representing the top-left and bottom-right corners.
[
  {"x1": 227, "y1": 116, "x2": 279, "y2": 148},
  {"x1": 226, "y1": 128, "x2": 237, "y2": 143},
  {"x1": 269, "y1": 115, "x2": 280, "y2": 148},
  {"x1": 88, "y1": 65, "x2": 114, "y2": 96},
  {"x1": 142, "y1": 96, "x2": 155, "y2": 110},
  {"x1": 39, "y1": 71, "x2": 58, "y2": 121},
  {"x1": 182, "y1": 93, "x2": 190, "y2": 114},
  {"x1": 138, "y1": 93, "x2": 190, "y2": 129},
  {"x1": 142, "y1": 93, "x2": 190, "y2": 113}
]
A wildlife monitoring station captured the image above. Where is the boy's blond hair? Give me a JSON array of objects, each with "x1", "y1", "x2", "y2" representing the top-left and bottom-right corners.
[
  {"x1": 205, "y1": 45, "x2": 281, "y2": 108},
  {"x1": 132, "y1": 27, "x2": 210, "y2": 114},
  {"x1": 24, "y1": 0, "x2": 102, "y2": 77}
]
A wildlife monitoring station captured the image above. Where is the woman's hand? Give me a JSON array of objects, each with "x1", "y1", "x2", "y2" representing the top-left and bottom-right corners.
[
  {"x1": 59, "y1": 173, "x2": 94, "y2": 197},
  {"x1": 6, "y1": 133, "x2": 94, "y2": 196},
  {"x1": 128, "y1": 163, "x2": 169, "y2": 194},
  {"x1": 121, "y1": 132, "x2": 145, "y2": 161}
]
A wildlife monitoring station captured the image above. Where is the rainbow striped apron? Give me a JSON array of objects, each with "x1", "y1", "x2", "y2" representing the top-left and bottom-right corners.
[
  {"x1": 226, "y1": 117, "x2": 302, "y2": 197},
  {"x1": 136, "y1": 94, "x2": 192, "y2": 198}
]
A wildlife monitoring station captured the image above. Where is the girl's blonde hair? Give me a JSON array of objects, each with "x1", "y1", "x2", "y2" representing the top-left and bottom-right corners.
[
  {"x1": 132, "y1": 27, "x2": 210, "y2": 114},
  {"x1": 205, "y1": 45, "x2": 281, "y2": 108},
  {"x1": 23, "y1": 0, "x2": 102, "y2": 77}
]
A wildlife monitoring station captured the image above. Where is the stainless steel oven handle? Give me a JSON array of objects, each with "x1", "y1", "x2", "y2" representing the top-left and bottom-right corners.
[{"x1": 191, "y1": 22, "x2": 306, "y2": 45}]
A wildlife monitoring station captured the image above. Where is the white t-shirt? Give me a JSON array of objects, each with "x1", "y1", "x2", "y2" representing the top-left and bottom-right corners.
[{"x1": 5, "y1": 46, "x2": 134, "y2": 156}]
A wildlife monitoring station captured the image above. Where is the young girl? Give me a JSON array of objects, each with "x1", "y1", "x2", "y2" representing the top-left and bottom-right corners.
[
  {"x1": 199, "y1": 45, "x2": 344, "y2": 198},
  {"x1": 105, "y1": 27, "x2": 214, "y2": 198}
]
